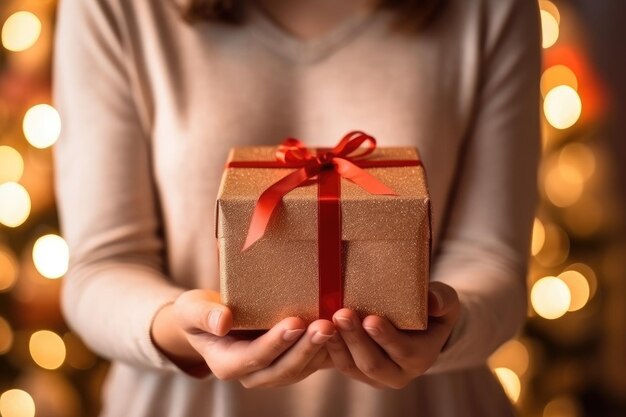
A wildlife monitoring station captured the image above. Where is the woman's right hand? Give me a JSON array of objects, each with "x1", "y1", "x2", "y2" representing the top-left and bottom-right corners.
[{"x1": 151, "y1": 289, "x2": 336, "y2": 388}]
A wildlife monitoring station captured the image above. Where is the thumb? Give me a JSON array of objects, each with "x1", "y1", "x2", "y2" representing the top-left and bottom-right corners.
[
  {"x1": 173, "y1": 289, "x2": 233, "y2": 337},
  {"x1": 428, "y1": 282, "x2": 460, "y2": 318}
]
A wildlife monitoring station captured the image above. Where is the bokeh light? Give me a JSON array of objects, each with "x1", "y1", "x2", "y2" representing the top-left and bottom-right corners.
[
  {"x1": 540, "y1": 10, "x2": 559, "y2": 49},
  {"x1": 494, "y1": 367, "x2": 521, "y2": 403},
  {"x1": 543, "y1": 396, "x2": 581, "y2": 417},
  {"x1": 559, "y1": 142, "x2": 596, "y2": 181},
  {"x1": 0, "y1": 182, "x2": 31, "y2": 227},
  {"x1": 0, "y1": 316, "x2": 13, "y2": 355},
  {"x1": 534, "y1": 223, "x2": 570, "y2": 267},
  {"x1": 541, "y1": 65, "x2": 578, "y2": 98},
  {"x1": 22, "y1": 104, "x2": 62, "y2": 149},
  {"x1": 29, "y1": 330, "x2": 66, "y2": 370},
  {"x1": 558, "y1": 269, "x2": 590, "y2": 312},
  {"x1": 565, "y1": 263, "x2": 598, "y2": 299},
  {"x1": 32, "y1": 234, "x2": 69, "y2": 279},
  {"x1": 0, "y1": 389, "x2": 35, "y2": 417},
  {"x1": 489, "y1": 339, "x2": 530, "y2": 377},
  {"x1": 539, "y1": 1, "x2": 560, "y2": 23},
  {"x1": 531, "y1": 276, "x2": 571, "y2": 319},
  {"x1": 0, "y1": 247, "x2": 18, "y2": 292},
  {"x1": 1, "y1": 11, "x2": 41, "y2": 52},
  {"x1": 531, "y1": 218, "x2": 546, "y2": 256},
  {"x1": 0, "y1": 146, "x2": 24, "y2": 183},
  {"x1": 543, "y1": 86, "x2": 582, "y2": 130},
  {"x1": 544, "y1": 158, "x2": 585, "y2": 207}
]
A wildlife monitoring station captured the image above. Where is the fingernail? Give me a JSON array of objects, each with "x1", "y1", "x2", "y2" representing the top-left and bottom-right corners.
[
  {"x1": 283, "y1": 328, "x2": 305, "y2": 342},
  {"x1": 335, "y1": 316, "x2": 354, "y2": 331},
  {"x1": 208, "y1": 309, "x2": 222, "y2": 333},
  {"x1": 311, "y1": 331, "x2": 334, "y2": 344},
  {"x1": 364, "y1": 326, "x2": 380, "y2": 336}
]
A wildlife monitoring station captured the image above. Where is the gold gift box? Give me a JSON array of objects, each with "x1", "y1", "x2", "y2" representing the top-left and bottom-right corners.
[{"x1": 215, "y1": 146, "x2": 431, "y2": 330}]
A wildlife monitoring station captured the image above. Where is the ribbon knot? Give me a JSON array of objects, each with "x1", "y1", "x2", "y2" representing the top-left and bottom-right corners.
[{"x1": 238, "y1": 131, "x2": 398, "y2": 251}]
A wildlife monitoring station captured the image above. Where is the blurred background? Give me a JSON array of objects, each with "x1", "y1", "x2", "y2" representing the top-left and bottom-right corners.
[{"x1": 0, "y1": 0, "x2": 625, "y2": 416}]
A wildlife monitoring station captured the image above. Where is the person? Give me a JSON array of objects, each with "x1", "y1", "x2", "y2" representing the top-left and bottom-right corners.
[{"x1": 52, "y1": 0, "x2": 541, "y2": 415}]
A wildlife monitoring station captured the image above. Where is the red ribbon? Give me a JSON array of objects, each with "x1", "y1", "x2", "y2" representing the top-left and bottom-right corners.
[{"x1": 225, "y1": 131, "x2": 422, "y2": 319}]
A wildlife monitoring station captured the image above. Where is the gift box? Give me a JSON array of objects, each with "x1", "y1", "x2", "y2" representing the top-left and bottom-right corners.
[{"x1": 215, "y1": 132, "x2": 431, "y2": 330}]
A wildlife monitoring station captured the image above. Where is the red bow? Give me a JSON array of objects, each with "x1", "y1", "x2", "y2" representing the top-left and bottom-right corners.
[{"x1": 240, "y1": 131, "x2": 397, "y2": 250}]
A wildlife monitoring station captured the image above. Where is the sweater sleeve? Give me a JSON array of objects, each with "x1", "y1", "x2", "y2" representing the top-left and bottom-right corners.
[
  {"x1": 427, "y1": 0, "x2": 541, "y2": 373},
  {"x1": 53, "y1": 0, "x2": 191, "y2": 373}
]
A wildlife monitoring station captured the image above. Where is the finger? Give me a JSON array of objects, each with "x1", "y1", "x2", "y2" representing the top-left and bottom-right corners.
[
  {"x1": 202, "y1": 316, "x2": 306, "y2": 380},
  {"x1": 240, "y1": 320, "x2": 335, "y2": 388},
  {"x1": 326, "y1": 334, "x2": 385, "y2": 388},
  {"x1": 333, "y1": 309, "x2": 404, "y2": 386},
  {"x1": 362, "y1": 314, "x2": 454, "y2": 372},
  {"x1": 428, "y1": 282, "x2": 460, "y2": 319},
  {"x1": 173, "y1": 289, "x2": 233, "y2": 336}
]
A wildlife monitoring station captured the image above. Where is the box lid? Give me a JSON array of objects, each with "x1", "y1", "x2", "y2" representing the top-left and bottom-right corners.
[{"x1": 215, "y1": 146, "x2": 430, "y2": 243}]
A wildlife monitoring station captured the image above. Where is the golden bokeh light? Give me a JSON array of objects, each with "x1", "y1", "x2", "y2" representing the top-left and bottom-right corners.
[
  {"x1": 541, "y1": 65, "x2": 578, "y2": 98},
  {"x1": 32, "y1": 234, "x2": 69, "y2": 279},
  {"x1": 565, "y1": 263, "x2": 598, "y2": 299},
  {"x1": 0, "y1": 389, "x2": 35, "y2": 417},
  {"x1": 540, "y1": 10, "x2": 559, "y2": 49},
  {"x1": 531, "y1": 218, "x2": 546, "y2": 256},
  {"x1": 0, "y1": 146, "x2": 24, "y2": 183},
  {"x1": 489, "y1": 339, "x2": 530, "y2": 377},
  {"x1": 494, "y1": 367, "x2": 521, "y2": 403},
  {"x1": 0, "y1": 182, "x2": 31, "y2": 227},
  {"x1": 531, "y1": 276, "x2": 571, "y2": 319},
  {"x1": 544, "y1": 159, "x2": 584, "y2": 207},
  {"x1": 0, "y1": 316, "x2": 13, "y2": 355},
  {"x1": 22, "y1": 104, "x2": 62, "y2": 149},
  {"x1": 558, "y1": 270, "x2": 590, "y2": 312},
  {"x1": 534, "y1": 223, "x2": 570, "y2": 267},
  {"x1": 539, "y1": 1, "x2": 560, "y2": 23},
  {"x1": 0, "y1": 247, "x2": 18, "y2": 292},
  {"x1": 543, "y1": 86, "x2": 582, "y2": 130},
  {"x1": 559, "y1": 142, "x2": 596, "y2": 181},
  {"x1": 543, "y1": 396, "x2": 581, "y2": 417},
  {"x1": 29, "y1": 330, "x2": 67, "y2": 370},
  {"x1": 1, "y1": 11, "x2": 41, "y2": 52}
]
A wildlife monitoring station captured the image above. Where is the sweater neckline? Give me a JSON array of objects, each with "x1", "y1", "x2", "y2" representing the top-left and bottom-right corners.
[{"x1": 245, "y1": 3, "x2": 376, "y2": 65}]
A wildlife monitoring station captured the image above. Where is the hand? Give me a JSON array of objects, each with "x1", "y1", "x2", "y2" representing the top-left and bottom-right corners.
[
  {"x1": 326, "y1": 282, "x2": 460, "y2": 389},
  {"x1": 151, "y1": 289, "x2": 336, "y2": 388}
]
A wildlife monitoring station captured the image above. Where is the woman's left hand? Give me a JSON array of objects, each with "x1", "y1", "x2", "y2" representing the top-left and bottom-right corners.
[{"x1": 326, "y1": 281, "x2": 461, "y2": 389}]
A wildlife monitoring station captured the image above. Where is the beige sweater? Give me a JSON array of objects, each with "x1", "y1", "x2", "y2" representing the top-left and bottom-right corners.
[{"x1": 53, "y1": 0, "x2": 541, "y2": 415}]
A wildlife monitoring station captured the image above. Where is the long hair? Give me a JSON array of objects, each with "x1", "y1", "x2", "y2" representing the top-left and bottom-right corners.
[{"x1": 180, "y1": 0, "x2": 445, "y2": 31}]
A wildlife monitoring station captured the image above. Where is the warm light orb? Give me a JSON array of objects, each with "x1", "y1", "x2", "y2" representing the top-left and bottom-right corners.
[
  {"x1": 489, "y1": 339, "x2": 530, "y2": 377},
  {"x1": 22, "y1": 104, "x2": 62, "y2": 149},
  {"x1": 541, "y1": 65, "x2": 578, "y2": 98},
  {"x1": 0, "y1": 146, "x2": 24, "y2": 183},
  {"x1": 540, "y1": 10, "x2": 559, "y2": 48},
  {"x1": 1, "y1": 11, "x2": 41, "y2": 52},
  {"x1": 32, "y1": 234, "x2": 69, "y2": 279},
  {"x1": 0, "y1": 316, "x2": 13, "y2": 354},
  {"x1": 0, "y1": 247, "x2": 18, "y2": 292},
  {"x1": 544, "y1": 396, "x2": 581, "y2": 417},
  {"x1": 0, "y1": 182, "x2": 31, "y2": 227},
  {"x1": 559, "y1": 142, "x2": 596, "y2": 181},
  {"x1": 544, "y1": 160, "x2": 584, "y2": 207},
  {"x1": 531, "y1": 218, "x2": 546, "y2": 256},
  {"x1": 0, "y1": 389, "x2": 36, "y2": 417},
  {"x1": 531, "y1": 276, "x2": 571, "y2": 319},
  {"x1": 539, "y1": 1, "x2": 560, "y2": 23},
  {"x1": 494, "y1": 367, "x2": 521, "y2": 403},
  {"x1": 29, "y1": 330, "x2": 66, "y2": 370},
  {"x1": 558, "y1": 270, "x2": 590, "y2": 312},
  {"x1": 543, "y1": 86, "x2": 582, "y2": 130}
]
